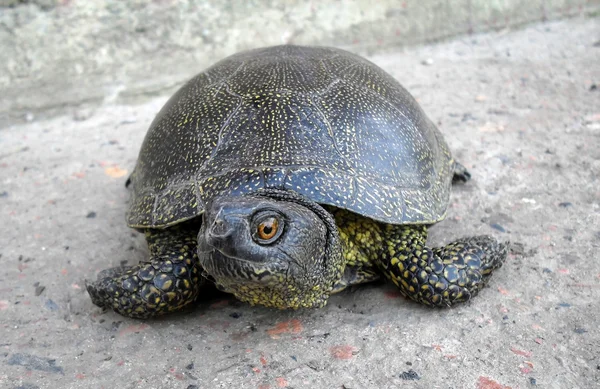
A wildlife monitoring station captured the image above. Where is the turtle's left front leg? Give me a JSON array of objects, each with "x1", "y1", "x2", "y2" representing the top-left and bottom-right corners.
[
  {"x1": 86, "y1": 224, "x2": 207, "y2": 318},
  {"x1": 378, "y1": 225, "x2": 507, "y2": 307}
]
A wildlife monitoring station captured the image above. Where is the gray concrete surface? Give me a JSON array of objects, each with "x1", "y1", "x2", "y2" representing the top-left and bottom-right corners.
[
  {"x1": 1, "y1": 17, "x2": 600, "y2": 389},
  {"x1": 2, "y1": 0, "x2": 599, "y2": 128}
]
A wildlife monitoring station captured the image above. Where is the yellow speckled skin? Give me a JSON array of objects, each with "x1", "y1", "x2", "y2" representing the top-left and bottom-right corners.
[
  {"x1": 330, "y1": 207, "x2": 381, "y2": 292},
  {"x1": 86, "y1": 222, "x2": 207, "y2": 318},
  {"x1": 87, "y1": 203, "x2": 506, "y2": 317},
  {"x1": 86, "y1": 45, "x2": 508, "y2": 318},
  {"x1": 332, "y1": 209, "x2": 507, "y2": 306}
]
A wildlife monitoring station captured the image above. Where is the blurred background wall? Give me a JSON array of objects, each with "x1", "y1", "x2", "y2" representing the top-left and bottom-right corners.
[{"x1": 1, "y1": 0, "x2": 598, "y2": 126}]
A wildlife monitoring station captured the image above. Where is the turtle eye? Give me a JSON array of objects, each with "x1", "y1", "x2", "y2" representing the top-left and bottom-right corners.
[{"x1": 253, "y1": 213, "x2": 283, "y2": 244}]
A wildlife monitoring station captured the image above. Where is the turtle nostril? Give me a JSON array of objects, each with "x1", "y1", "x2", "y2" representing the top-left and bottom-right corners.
[
  {"x1": 209, "y1": 218, "x2": 231, "y2": 238},
  {"x1": 204, "y1": 218, "x2": 235, "y2": 250}
]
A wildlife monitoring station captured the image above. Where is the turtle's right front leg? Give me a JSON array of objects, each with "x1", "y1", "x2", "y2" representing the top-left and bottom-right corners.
[{"x1": 86, "y1": 225, "x2": 206, "y2": 319}]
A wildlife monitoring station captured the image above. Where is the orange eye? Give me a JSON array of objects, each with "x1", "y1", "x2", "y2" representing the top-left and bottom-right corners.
[{"x1": 257, "y1": 217, "x2": 279, "y2": 241}]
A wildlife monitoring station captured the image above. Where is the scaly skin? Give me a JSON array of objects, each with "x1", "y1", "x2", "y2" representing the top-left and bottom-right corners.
[
  {"x1": 332, "y1": 209, "x2": 507, "y2": 306},
  {"x1": 88, "y1": 207, "x2": 507, "y2": 318},
  {"x1": 86, "y1": 224, "x2": 206, "y2": 318},
  {"x1": 379, "y1": 225, "x2": 507, "y2": 306}
]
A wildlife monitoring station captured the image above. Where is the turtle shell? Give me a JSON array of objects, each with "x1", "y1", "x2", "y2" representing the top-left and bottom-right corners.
[{"x1": 127, "y1": 45, "x2": 454, "y2": 228}]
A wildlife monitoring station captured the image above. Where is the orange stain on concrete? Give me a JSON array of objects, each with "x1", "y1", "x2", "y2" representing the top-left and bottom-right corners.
[
  {"x1": 104, "y1": 166, "x2": 128, "y2": 178},
  {"x1": 510, "y1": 347, "x2": 532, "y2": 357},
  {"x1": 118, "y1": 323, "x2": 149, "y2": 337},
  {"x1": 329, "y1": 345, "x2": 357, "y2": 360},
  {"x1": 476, "y1": 376, "x2": 512, "y2": 389},
  {"x1": 266, "y1": 319, "x2": 303, "y2": 338}
]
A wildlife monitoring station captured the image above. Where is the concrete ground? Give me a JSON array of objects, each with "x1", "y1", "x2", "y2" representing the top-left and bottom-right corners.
[{"x1": 1, "y1": 18, "x2": 599, "y2": 389}]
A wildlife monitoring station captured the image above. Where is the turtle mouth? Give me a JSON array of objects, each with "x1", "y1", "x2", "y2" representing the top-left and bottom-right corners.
[
  {"x1": 197, "y1": 245, "x2": 327, "y2": 310},
  {"x1": 197, "y1": 241, "x2": 286, "y2": 285}
]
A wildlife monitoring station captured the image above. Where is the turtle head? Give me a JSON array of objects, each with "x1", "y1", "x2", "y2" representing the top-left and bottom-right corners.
[{"x1": 198, "y1": 190, "x2": 344, "y2": 309}]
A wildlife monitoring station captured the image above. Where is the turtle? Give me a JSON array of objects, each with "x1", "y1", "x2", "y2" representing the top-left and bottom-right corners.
[{"x1": 86, "y1": 45, "x2": 508, "y2": 319}]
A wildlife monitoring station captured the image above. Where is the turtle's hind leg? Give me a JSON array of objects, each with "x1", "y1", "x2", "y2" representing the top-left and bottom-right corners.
[
  {"x1": 452, "y1": 161, "x2": 471, "y2": 183},
  {"x1": 86, "y1": 225, "x2": 206, "y2": 318},
  {"x1": 378, "y1": 225, "x2": 507, "y2": 307}
]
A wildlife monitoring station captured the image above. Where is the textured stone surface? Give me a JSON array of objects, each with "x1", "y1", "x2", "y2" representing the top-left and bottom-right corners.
[
  {"x1": 1, "y1": 0, "x2": 599, "y2": 127},
  {"x1": 1, "y1": 18, "x2": 599, "y2": 389}
]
